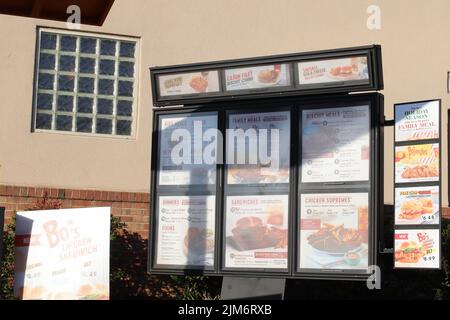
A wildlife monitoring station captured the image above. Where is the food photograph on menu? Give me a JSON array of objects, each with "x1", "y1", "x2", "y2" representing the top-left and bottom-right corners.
[
  {"x1": 227, "y1": 111, "x2": 290, "y2": 184},
  {"x1": 225, "y1": 64, "x2": 290, "y2": 91},
  {"x1": 156, "y1": 196, "x2": 216, "y2": 267},
  {"x1": 299, "y1": 193, "x2": 369, "y2": 270},
  {"x1": 394, "y1": 229, "x2": 440, "y2": 269},
  {"x1": 297, "y1": 56, "x2": 369, "y2": 86},
  {"x1": 395, "y1": 100, "x2": 440, "y2": 142},
  {"x1": 158, "y1": 114, "x2": 217, "y2": 185},
  {"x1": 158, "y1": 71, "x2": 220, "y2": 97},
  {"x1": 224, "y1": 195, "x2": 289, "y2": 269},
  {"x1": 395, "y1": 186, "x2": 440, "y2": 225},
  {"x1": 395, "y1": 144, "x2": 439, "y2": 183},
  {"x1": 302, "y1": 106, "x2": 370, "y2": 183}
]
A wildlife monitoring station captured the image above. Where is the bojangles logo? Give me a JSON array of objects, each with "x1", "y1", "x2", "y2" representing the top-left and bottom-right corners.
[{"x1": 407, "y1": 146, "x2": 428, "y2": 157}]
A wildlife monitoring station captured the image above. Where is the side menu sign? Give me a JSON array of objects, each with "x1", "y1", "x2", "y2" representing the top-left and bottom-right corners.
[{"x1": 394, "y1": 100, "x2": 441, "y2": 269}]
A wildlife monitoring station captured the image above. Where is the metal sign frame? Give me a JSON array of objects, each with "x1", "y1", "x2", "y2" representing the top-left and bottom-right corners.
[{"x1": 148, "y1": 92, "x2": 383, "y2": 281}]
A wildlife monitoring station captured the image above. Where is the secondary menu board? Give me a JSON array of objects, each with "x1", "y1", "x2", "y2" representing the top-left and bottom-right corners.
[
  {"x1": 157, "y1": 71, "x2": 220, "y2": 97},
  {"x1": 227, "y1": 111, "x2": 290, "y2": 184},
  {"x1": 156, "y1": 195, "x2": 216, "y2": 267},
  {"x1": 158, "y1": 113, "x2": 218, "y2": 185},
  {"x1": 224, "y1": 195, "x2": 289, "y2": 269},
  {"x1": 297, "y1": 56, "x2": 369, "y2": 87},
  {"x1": 225, "y1": 64, "x2": 291, "y2": 91},
  {"x1": 394, "y1": 229, "x2": 440, "y2": 269},
  {"x1": 393, "y1": 99, "x2": 441, "y2": 270},
  {"x1": 301, "y1": 105, "x2": 370, "y2": 183},
  {"x1": 299, "y1": 193, "x2": 369, "y2": 271}
]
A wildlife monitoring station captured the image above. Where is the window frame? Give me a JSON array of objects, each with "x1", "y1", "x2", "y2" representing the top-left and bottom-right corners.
[{"x1": 32, "y1": 27, "x2": 140, "y2": 139}]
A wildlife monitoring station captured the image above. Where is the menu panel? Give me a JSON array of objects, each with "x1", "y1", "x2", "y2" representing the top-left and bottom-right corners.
[
  {"x1": 224, "y1": 195, "x2": 289, "y2": 269},
  {"x1": 301, "y1": 106, "x2": 370, "y2": 183},
  {"x1": 395, "y1": 100, "x2": 439, "y2": 142},
  {"x1": 395, "y1": 186, "x2": 440, "y2": 225},
  {"x1": 156, "y1": 195, "x2": 216, "y2": 267},
  {"x1": 225, "y1": 64, "x2": 291, "y2": 91},
  {"x1": 227, "y1": 111, "x2": 290, "y2": 184},
  {"x1": 158, "y1": 113, "x2": 218, "y2": 186},
  {"x1": 394, "y1": 229, "x2": 440, "y2": 269},
  {"x1": 158, "y1": 71, "x2": 220, "y2": 97},
  {"x1": 394, "y1": 144, "x2": 439, "y2": 184},
  {"x1": 299, "y1": 193, "x2": 369, "y2": 271},
  {"x1": 298, "y1": 56, "x2": 369, "y2": 86}
]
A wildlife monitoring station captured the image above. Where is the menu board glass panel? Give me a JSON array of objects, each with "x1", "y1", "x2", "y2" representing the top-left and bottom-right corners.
[
  {"x1": 395, "y1": 100, "x2": 440, "y2": 142},
  {"x1": 225, "y1": 64, "x2": 291, "y2": 91},
  {"x1": 395, "y1": 186, "x2": 440, "y2": 225},
  {"x1": 301, "y1": 105, "x2": 370, "y2": 183},
  {"x1": 227, "y1": 111, "x2": 290, "y2": 184},
  {"x1": 156, "y1": 195, "x2": 216, "y2": 267},
  {"x1": 297, "y1": 56, "x2": 369, "y2": 86},
  {"x1": 299, "y1": 193, "x2": 369, "y2": 271},
  {"x1": 394, "y1": 144, "x2": 440, "y2": 183},
  {"x1": 224, "y1": 195, "x2": 289, "y2": 269},
  {"x1": 158, "y1": 113, "x2": 218, "y2": 186},
  {"x1": 158, "y1": 71, "x2": 220, "y2": 97},
  {"x1": 394, "y1": 229, "x2": 440, "y2": 269}
]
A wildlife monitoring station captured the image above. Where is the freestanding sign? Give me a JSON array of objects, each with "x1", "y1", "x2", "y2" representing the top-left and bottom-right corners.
[
  {"x1": 0, "y1": 207, "x2": 4, "y2": 267},
  {"x1": 14, "y1": 207, "x2": 110, "y2": 300},
  {"x1": 393, "y1": 100, "x2": 441, "y2": 269},
  {"x1": 149, "y1": 45, "x2": 384, "y2": 281}
]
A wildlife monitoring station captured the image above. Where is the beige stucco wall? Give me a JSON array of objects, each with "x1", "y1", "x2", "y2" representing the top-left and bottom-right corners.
[{"x1": 0, "y1": 0, "x2": 449, "y2": 206}]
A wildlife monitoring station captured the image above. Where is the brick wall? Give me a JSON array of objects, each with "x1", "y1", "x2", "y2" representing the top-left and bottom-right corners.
[{"x1": 0, "y1": 185, "x2": 150, "y2": 239}]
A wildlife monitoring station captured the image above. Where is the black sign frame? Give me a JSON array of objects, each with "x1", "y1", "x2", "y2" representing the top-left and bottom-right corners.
[
  {"x1": 0, "y1": 207, "x2": 4, "y2": 267},
  {"x1": 150, "y1": 45, "x2": 383, "y2": 107},
  {"x1": 148, "y1": 93, "x2": 383, "y2": 280}
]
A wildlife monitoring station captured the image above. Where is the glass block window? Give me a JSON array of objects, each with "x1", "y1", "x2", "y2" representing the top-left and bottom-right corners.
[{"x1": 33, "y1": 29, "x2": 138, "y2": 137}]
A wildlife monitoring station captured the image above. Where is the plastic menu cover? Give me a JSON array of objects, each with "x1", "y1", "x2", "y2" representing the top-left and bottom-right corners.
[
  {"x1": 298, "y1": 56, "x2": 369, "y2": 86},
  {"x1": 224, "y1": 195, "x2": 289, "y2": 269},
  {"x1": 158, "y1": 113, "x2": 218, "y2": 185},
  {"x1": 394, "y1": 229, "x2": 440, "y2": 269},
  {"x1": 156, "y1": 195, "x2": 215, "y2": 267},
  {"x1": 394, "y1": 144, "x2": 439, "y2": 183},
  {"x1": 302, "y1": 106, "x2": 370, "y2": 183},
  {"x1": 158, "y1": 71, "x2": 220, "y2": 97},
  {"x1": 395, "y1": 100, "x2": 439, "y2": 142},
  {"x1": 299, "y1": 193, "x2": 369, "y2": 270},
  {"x1": 395, "y1": 186, "x2": 440, "y2": 225},
  {"x1": 227, "y1": 111, "x2": 290, "y2": 184}
]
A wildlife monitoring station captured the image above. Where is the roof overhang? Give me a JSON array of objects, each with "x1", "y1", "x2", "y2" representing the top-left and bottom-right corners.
[{"x1": 0, "y1": 0, "x2": 115, "y2": 26}]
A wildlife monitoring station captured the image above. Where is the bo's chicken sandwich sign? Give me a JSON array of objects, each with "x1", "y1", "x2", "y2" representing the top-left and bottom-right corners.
[{"x1": 14, "y1": 207, "x2": 110, "y2": 300}]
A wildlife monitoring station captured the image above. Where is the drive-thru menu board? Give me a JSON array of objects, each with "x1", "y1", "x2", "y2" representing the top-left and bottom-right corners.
[
  {"x1": 299, "y1": 193, "x2": 369, "y2": 270},
  {"x1": 156, "y1": 196, "x2": 216, "y2": 267},
  {"x1": 301, "y1": 105, "x2": 370, "y2": 183},
  {"x1": 227, "y1": 111, "x2": 290, "y2": 184},
  {"x1": 158, "y1": 114, "x2": 218, "y2": 185},
  {"x1": 224, "y1": 195, "x2": 289, "y2": 269},
  {"x1": 394, "y1": 100, "x2": 441, "y2": 269}
]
